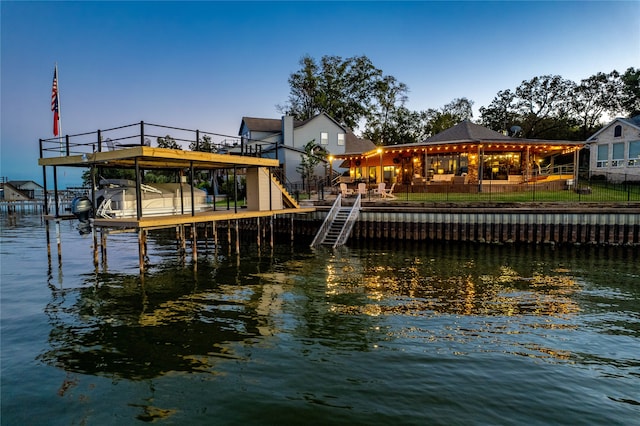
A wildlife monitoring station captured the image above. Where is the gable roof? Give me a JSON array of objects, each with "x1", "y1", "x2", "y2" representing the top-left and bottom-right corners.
[
  {"x1": 240, "y1": 117, "x2": 284, "y2": 135},
  {"x1": 239, "y1": 113, "x2": 347, "y2": 137},
  {"x1": 5, "y1": 180, "x2": 43, "y2": 189},
  {"x1": 424, "y1": 120, "x2": 511, "y2": 143},
  {"x1": 344, "y1": 131, "x2": 376, "y2": 154},
  {"x1": 587, "y1": 115, "x2": 640, "y2": 142}
]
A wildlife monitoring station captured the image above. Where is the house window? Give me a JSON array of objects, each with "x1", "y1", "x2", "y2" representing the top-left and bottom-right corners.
[
  {"x1": 614, "y1": 125, "x2": 622, "y2": 138},
  {"x1": 596, "y1": 144, "x2": 608, "y2": 168},
  {"x1": 611, "y1": 142, "x2": 625, "y2": 167},
  {"x1": 320, "y1": 132, "x2": 328, "y2": 145},
  {"x1": 337, "y1": 133, "x2": 345, "y2": 146},
  {"x1": 629, "y1": 141, "x2": 640, "y2": 167}
]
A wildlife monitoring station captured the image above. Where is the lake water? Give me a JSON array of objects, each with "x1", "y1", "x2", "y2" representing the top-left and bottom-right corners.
[{"x1": 1, "y1": 214, "x2": 639, "y2": 425}]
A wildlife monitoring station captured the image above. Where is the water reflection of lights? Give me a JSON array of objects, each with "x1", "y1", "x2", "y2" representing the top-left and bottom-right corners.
[{"x1": 324, "y1": 260, "x2": 580, "y2": 318}]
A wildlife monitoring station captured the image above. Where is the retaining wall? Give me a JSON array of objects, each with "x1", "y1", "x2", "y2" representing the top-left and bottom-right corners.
[{"x1": 286, "y1": 204, "x2": 640, "y2": 246}]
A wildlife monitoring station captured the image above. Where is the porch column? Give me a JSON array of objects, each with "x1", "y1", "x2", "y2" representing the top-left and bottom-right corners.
[{"x1": 477, "y1": 145, "x2": 484, "y2": 193}]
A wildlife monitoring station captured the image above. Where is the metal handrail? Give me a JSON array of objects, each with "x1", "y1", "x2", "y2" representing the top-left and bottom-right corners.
[
  {"x1": 310, "y1": 194, "x2": 342, "y2": 247},
  {"x1": 333, "y1": 193, "x2": 361, "y2": 248}
]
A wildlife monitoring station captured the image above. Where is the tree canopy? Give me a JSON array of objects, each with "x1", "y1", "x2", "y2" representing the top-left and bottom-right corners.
[
  {"x1": 281, "y1": 55, "x2": 638, "y2": 144},
  {"x1": 480, "y1": 69, "x2": 638, "y2": 140},
  {"x1": 279, "y1": 55, "x2": 382, "y2": 130}
]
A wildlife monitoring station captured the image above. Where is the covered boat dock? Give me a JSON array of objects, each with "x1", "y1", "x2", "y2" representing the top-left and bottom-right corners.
[{"x1": 38, "y1": 122, "x2": 315, "y2": 272}]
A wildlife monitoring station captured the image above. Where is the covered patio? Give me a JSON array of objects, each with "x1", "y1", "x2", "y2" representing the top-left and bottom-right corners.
[{"x1": 335, "y1": 121, "x2": 584, "y2": 194}]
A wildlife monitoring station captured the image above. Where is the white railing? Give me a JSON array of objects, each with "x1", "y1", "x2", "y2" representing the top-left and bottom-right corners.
[
  {"x1": 310, "y1": 194, "x2": 342, "y2": 247},
  {"x1": 333, "y1": 193, "x2": 361, "y2": 248}
]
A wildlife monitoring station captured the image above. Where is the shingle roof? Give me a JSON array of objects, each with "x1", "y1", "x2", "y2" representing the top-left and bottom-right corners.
[
  {"x1": 240, "y1": 117, "x2": 282, "y2": 134},
  {"x1": 344, "y1": 131, "x2": 376, "y2": 154},
  {"x1": 424, "y1": 120, "x2": 510, "y2": 143},
  {"x1": 240, "y1": 116, "x2": 305, "y2": 135},
  {"x1": 620, "y1": 115, "x2": 640, "y2": 128}
]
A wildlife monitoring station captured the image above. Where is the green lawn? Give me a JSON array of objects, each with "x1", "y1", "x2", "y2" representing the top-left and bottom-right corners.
[{"x1": 378, "y1": 184, "x2": 640, "y2": 203}]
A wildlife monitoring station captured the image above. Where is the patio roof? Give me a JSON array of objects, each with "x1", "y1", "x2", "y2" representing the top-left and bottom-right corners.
[{"x1": 336, "y1": 121, "x2": 584, "y2": 159}]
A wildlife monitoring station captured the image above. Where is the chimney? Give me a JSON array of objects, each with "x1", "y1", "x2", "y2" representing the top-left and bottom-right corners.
[{"x1": 282, "y1": 116, "x2": 294, "y2": 147}]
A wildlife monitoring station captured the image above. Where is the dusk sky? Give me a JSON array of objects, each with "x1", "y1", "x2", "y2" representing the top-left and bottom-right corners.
[{"x1": 1, "y1": 1, "x2": 638, "y2": 187}]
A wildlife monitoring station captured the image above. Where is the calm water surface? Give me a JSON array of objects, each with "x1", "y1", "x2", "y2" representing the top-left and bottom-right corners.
[{"x1": 1, "y1": 214, "x2": 639, "y2": 425}]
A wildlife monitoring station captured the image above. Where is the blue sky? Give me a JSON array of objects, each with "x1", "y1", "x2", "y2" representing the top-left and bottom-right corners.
[{"x1": 1, "y1": 1, "x2": 638, "y2": 187}]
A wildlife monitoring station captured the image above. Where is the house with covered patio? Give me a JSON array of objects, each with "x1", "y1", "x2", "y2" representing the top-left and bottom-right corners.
[{"x1": 335, "y1": 121, "x2": 584, "y2": 193}]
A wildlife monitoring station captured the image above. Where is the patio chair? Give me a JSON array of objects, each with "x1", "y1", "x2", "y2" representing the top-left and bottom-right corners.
[
  {"x1": 340, "y1": 183, "x2": 354, "y2": 197},
  {"x1": 372, "y1": 182, "x2": 386, "y2": 197},
  {"x1": 357, "y1": 182, "x2": 367, "y2": 196},
  {"x1": 104, "y1": 138, "x2": 121, "y2": 151},
  {"x1": 382, "y1": 183, "x2": 396, "y2": 199}
]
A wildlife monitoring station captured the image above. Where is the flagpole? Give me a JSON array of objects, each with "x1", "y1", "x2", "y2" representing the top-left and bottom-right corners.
[{"x1": 55, "y1": 63, "x2": 63, "y2": 155}]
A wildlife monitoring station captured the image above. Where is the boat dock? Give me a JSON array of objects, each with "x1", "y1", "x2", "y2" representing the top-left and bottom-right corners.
[{"x1": 38, "y1": 122, "x2": 315, "y2": 272}]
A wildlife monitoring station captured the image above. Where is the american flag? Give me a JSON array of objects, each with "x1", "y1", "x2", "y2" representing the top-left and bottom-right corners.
[{"x1": 51, "y1": 66, "x2": 59, "y2": 136}]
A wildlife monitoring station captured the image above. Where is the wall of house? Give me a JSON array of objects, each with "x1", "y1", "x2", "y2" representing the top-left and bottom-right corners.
[
  {"x1": 291, "y1": 115, "x2": 347, "y2": 184},
  {"x1": 589, "y1": 121, "x2": 640, "y2": 182}
]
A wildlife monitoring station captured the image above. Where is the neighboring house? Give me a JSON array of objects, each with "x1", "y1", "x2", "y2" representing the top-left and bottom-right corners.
[
  {"x1": 586, "y1": 115, "x2": 640, "y2": 182},
  {"x1": 238, "y1": 113, "x2": 376, "y2": 186},
  {"x1": 0, "y1": 180, "x2": 44, "y2": 201}
]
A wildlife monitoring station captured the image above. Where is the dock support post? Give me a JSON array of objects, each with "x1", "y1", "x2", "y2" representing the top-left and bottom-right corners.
[
  {"x1": 204, "y1": 223, "x2": 209, "y2": 252},
  {"x1": 101, "y1": 228, "x2": 107, "y2": 269},
  {"x1": 181, "y1": 225, "x2": 187, "y2": 263},
  {"x1": 135, "y1": 158, "x2": 142, "y2": 220},
  {"x1": 56, "y1": 219, "x2": 62, "y2": 267},
  {"x1": 92, "y1": 223, "x2": 99, "y2": 267},
  {"x1": 235, "y1": 220, "x2": 240, "y2": 254},
  {"x1": 212, "y1": 221, "x2": 218, "y2": 257},
  {"x1": 138, "y1": 230, "x2": 145, "y2": 273},
  {"x1": 270, "y1": 215, "x2": 274, "y2": 250},
  {"x1": 256, "y1": 217, "x2": 261, "y2": 250},
  {"x1": 192, "y1": 223, "x2": 198, "y2": 263},
  {"x1": 45, "y1": 219, "x2": 52, "y2": 267}
]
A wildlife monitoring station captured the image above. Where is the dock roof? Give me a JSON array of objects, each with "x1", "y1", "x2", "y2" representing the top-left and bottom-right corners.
[{"x1": 38, "y1": 146, "x2": 279, "y2": 170}]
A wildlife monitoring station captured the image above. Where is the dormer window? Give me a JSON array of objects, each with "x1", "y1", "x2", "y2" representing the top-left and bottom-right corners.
[{"x1": 614, "y1": 125, "x2": 622, "y2": 138}]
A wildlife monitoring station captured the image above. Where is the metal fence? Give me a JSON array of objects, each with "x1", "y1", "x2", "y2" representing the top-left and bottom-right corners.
[
  {"x1": 297, "y1": 177, "x2": 640, "y2": 204},
  {"x1": 386, "y1": 179, "x2": 638, "y2": 203}
]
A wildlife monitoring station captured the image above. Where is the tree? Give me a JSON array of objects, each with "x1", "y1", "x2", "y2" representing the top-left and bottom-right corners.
[
  {"x1": 572, "y1": 71, "x2": 621, "y2": 139},
  {"x1": 424, "y1": 98, "x2": 475, "y2": 136},
  {"x1": 278, "y1": 55, "x2": 320, "y2": 120},
  {"x1": 157, "y1": 135, "x2": 181, "y2": 149},
  {"x1": 365, "y1": 76, "x2": 409, "y2": 144},
  {"x1": 480, "y1": 76, "x2": 579, "y2": 139},
  {"x1": 620, "y1": 67, "x2": 640, "y2": 117},
  {"x1": 513, "y1": 75, "x2": 576, "y2": 138},
  {"x1": 188, "y1": 134, "x2": 216, "y2": 153},
  {"x1": 279, "y1": 54, "x2": 383, "y2": 130},
  {"x1": 427, "y1": 111, "x2": 461, "y2": 136},
  {"x1": 296, "y1": 140, "x2": 324, "y2": 194},
  {"x1": 479, "y1": 90, "x2": 517, "y2": 133},
  {"x1": 188, "y1": 134, "x2": 216, "y2": 193},
  {"x1": 442, "y1": 97, "x2": 474, "y2": 121}
]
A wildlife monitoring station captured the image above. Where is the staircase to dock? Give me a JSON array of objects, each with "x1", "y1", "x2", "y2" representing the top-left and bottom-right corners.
[{"x1": 311, "y1": 193, "x2": 361, "y2": 248}]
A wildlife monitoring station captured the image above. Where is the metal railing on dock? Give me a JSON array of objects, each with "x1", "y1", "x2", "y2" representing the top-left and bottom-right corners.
[{"x1": 39, "y1": 121, "x2": 272, "y2": 159}]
